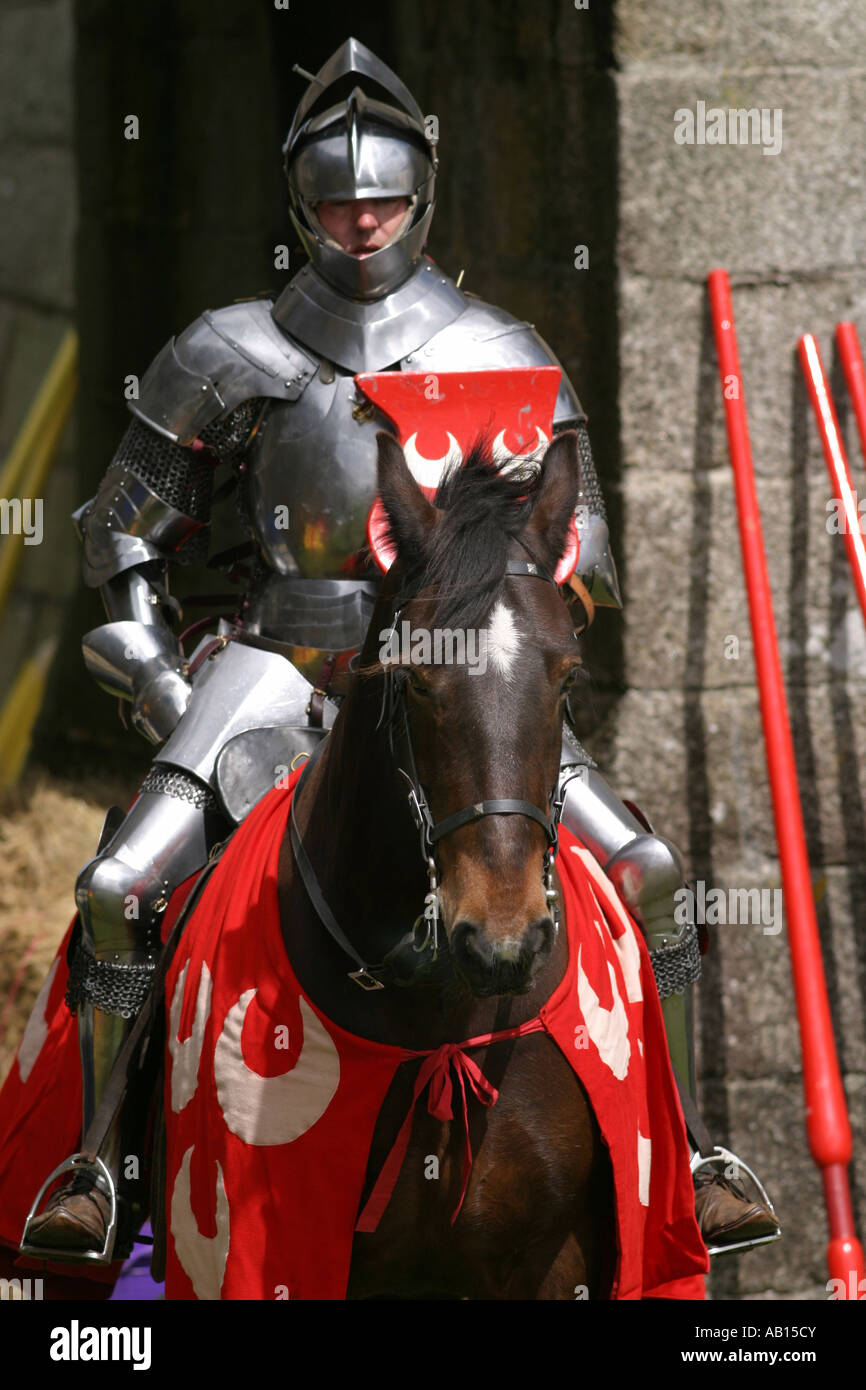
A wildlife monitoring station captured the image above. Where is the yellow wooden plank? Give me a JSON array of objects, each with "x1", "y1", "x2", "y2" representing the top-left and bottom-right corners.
[
  {"x1": 0, "y1": 328, "x2": 78, "y2": 500},
  {"x1": 0, "y1": 335, "x2": 78, "y2": 618},
  {"x1": 0, "y1": 639, "x2": 57, "y2": 787}
]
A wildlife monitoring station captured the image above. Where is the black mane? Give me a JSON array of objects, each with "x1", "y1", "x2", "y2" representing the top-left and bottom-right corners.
[{"x1": 393, "y1": 438, "x2": 540, "y2": 630}]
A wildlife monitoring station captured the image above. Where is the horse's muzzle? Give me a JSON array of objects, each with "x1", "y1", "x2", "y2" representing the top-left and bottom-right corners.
[{"x1": 450, "y1": 915, "x2": 555, "y2": 996}]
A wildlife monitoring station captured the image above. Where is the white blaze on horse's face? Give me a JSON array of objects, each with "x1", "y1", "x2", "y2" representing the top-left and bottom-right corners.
[
  {"x1": 429, "y1": 585, "x2": 565, "y2": 995},
  {"x1": 485, "y1": 600, "x2": 521, "y2": 681}
]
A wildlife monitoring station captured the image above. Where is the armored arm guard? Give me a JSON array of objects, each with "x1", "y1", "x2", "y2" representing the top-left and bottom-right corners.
[
  {"x1": 568, "y1": 419, "x2": 621, "y2": 609},
  {"x1": 495, "y1": 316, "x2": 620, "y2": 608},
  {"x1": 539, "y1": 339, "x2": 619, "y2": 608},
  {"x1": 76, "y1": 298, "x2": 318, "y2": 741},
  {"x1": 76, "y1": 397, "x2": 264, "y2": 743}
]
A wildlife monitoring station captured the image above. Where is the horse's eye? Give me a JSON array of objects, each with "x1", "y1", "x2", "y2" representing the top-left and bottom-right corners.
[{"x1": 561, "y1": 667, "x2": 581, "y2": 694}]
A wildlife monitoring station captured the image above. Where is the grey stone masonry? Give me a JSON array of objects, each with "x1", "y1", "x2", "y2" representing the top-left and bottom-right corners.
[
  {"x1": 614, "y1": 0, "x2": 866, "y2": 1300},
  {"x1": 0, "y1": 0, "x2": 77, "y2": 714}
]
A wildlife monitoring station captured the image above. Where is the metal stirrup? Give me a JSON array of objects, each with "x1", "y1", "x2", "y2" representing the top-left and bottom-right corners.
[
  {"x1": 20, "y1": 1154, "x2": 118, "y2": 1264},
  {"x1": 690, "y1": 1147, "x2": 783, "y2": 1258}
]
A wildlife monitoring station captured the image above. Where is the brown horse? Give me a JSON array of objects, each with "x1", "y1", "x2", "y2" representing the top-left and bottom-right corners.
[{"x1": 278, "y1": 430, "x2": 615, "y2": 1299}]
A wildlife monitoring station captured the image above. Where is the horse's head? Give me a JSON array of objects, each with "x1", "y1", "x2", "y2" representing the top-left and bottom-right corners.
[{"x1": 368, "y1": 429, "x2": 583, "y2": 996}]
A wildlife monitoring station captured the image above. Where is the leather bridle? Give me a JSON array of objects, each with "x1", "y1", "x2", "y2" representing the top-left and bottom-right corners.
[{"x1": 290, "y1": 551, "x2": 573, "y2": 989}]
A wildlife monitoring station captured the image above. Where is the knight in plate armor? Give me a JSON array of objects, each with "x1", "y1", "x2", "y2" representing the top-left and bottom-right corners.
[{"x1": 22, "y1": 38, "x2": 778, "y2": 1264}]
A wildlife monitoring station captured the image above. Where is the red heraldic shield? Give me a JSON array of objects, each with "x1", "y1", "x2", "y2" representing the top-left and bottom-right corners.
[{"x1": 357, "y1": 367, "x2": 579, "y2": 583}]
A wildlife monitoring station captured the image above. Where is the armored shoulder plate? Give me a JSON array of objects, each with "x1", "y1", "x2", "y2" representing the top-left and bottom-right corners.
[
  {"x1": 131, "y1": 297, "x2": 319, "y2": 446},
  {"x1": 402, "y1": 297, "x2": 586, "y2": 428}
]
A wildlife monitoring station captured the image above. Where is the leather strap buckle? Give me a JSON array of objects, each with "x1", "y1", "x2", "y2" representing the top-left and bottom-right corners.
[
  {"x1": 347, "y1": 968, "x2": 386, "y2": 991},
  {"x1": 308, "y1": 653, "x2": 337, "y2": 729}
]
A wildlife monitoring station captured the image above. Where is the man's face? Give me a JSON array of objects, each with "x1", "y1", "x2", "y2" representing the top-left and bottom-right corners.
[{"x1": 314, "y1": 196, "x2": 410, "y2": 256}]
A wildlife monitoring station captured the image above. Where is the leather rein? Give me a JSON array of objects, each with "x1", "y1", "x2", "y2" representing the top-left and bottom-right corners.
[{"x1": 290, "y1": 553, "x2": 571, "y2": 990}]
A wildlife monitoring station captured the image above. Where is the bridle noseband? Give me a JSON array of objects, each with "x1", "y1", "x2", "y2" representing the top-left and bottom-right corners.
[{"x1": 291, "y1": 553, "x2": 572, "y2": 990}]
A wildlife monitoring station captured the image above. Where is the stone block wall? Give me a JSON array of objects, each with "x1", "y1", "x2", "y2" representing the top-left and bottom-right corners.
[
  {"x1": 0, "y1": 0, "x2": 77, "y2": 716},
  {"x1": 613, "y1": 0, "x2": 866, "y2": 1298}
]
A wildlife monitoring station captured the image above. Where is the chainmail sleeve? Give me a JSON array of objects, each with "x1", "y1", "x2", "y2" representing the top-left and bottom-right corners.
[
  {"x1": 551, "y1": 417, "x2": 621, "y2": 607},
  {"x1": 574, "y1": 421, "x2": 607, "y2": 524},
  {"x1": 103, "y1": 396, "x2": 266, "y2": 566},
  {"x1": 198, "y1": 397, "x2": 267, "y2": 464}
]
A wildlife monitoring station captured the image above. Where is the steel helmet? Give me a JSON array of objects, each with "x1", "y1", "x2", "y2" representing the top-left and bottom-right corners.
[{"x1": 283, "y1": 38, "x2": 438, "y2": 301}]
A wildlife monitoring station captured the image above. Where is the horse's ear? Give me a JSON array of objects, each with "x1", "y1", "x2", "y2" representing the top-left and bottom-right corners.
[
  {"x1": 376, "y1": 431, "x2": 437, "y2": 558},
  {"x1": 523, "y1": 430, "x2": 581, "y2": 572}
]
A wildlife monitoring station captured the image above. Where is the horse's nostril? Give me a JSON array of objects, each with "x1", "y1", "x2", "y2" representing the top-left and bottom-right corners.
[
  {"x1": 451, "y1": 920, "x2": 495, "y2": 971},
  {"x1": 450, "y1": 917, "x2": 555, "y2": 990},
  {"x1": 526, "y1": 916, "x2": 555, "y2": 955}
]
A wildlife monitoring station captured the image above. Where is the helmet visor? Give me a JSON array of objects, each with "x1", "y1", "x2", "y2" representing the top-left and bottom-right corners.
[{"x1": 291, "y1": 125, "x2": 432, "y2": 203}]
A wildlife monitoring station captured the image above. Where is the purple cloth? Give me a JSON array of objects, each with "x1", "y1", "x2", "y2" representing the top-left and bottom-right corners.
[{"x1": 109, "y1": 1221, "x2": 164, "y2": 1300}]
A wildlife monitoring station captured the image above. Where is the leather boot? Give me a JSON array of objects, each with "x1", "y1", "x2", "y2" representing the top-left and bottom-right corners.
[
  {"x1": 22, "y1": 994, "x2": 143, "y2": 1261},
  {"x1": 693, "y1": 1169, "x2": 780, "y2": 1245},
  {"x1": 25, "y1": 1167, "x2": 112, "y2": 1253}
]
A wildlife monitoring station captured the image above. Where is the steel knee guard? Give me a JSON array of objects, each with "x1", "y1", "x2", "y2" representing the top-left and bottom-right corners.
[
  {"x1": 68, "y1": 767, "x2": 219, "y2": 1020},
  {"x1": 66, "y1": 767, "x2": 223, "y2": 1149}
]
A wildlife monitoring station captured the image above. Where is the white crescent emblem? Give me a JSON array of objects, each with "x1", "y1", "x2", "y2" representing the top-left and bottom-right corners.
[
  {"x1": 17, "y1": 958, "x2": 59, "y2": 1085},
  {"x1": 570, "y1": 845, "x2": 643, "y2": 1002},
  {"x1": 214, "y1": 992, "x2": 340, "y2": 1146},
  {"x1": 492, "y1": 426, "x2": 549, "y2": 471},
  {"x1": 170, "y1": 1146, "x2": 230, "y2": 1301},
  {"x1": 168, "y1": 962, "x2": 213, "y2": 1113},
  {"x1": 403, "y1": 430, "x2": 462, "y2": 489},
  {"x1": 576, "y1": 944, "x2": 630, "y2": 1080},
  {"x1": 638, "y1": 1130, "x2": 652, "y2": 1207}
]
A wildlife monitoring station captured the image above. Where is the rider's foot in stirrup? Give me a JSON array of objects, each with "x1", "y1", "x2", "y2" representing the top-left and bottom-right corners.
[
  {"x1": 24, "y1": 1169, "x2": 112, "y2": 1255},
  {"x1": 693, "y1": 1170, "x2": 780, "y2": 1246}
]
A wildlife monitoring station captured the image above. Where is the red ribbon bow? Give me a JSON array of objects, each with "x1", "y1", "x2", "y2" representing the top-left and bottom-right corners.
[{"x1": 355, "y1": 1019, "x2": 544, "y2": 1234}]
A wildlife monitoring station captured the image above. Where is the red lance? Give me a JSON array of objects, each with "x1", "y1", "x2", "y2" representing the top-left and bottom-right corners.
[
  {"x1": 797, "y1": 331, "x2": 866, "y2": 629},
  {"x1": 708, "y1": 268, "x2": 865, "y2": 1297}
]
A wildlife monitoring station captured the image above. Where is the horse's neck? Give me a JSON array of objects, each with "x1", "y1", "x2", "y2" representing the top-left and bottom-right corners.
[{"x1": 297, "y1": 683, "x2": 423, "y2": 955}]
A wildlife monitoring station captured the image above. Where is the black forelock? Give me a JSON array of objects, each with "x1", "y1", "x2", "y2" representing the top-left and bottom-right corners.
[{"x1": 391, "y1": 437, "x2": 540, "y2": 630}]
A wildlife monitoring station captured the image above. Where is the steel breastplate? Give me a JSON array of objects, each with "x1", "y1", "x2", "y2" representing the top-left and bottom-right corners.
[
  {"x1": 243, "y1": 577, "x2": 379, "y2": 670},
  {"x1": 245, "y1": 270, "x2": 593, "y2": 641},
  {"x1": 246, "y1": 366, "x2": 386, "y2": 584}
]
